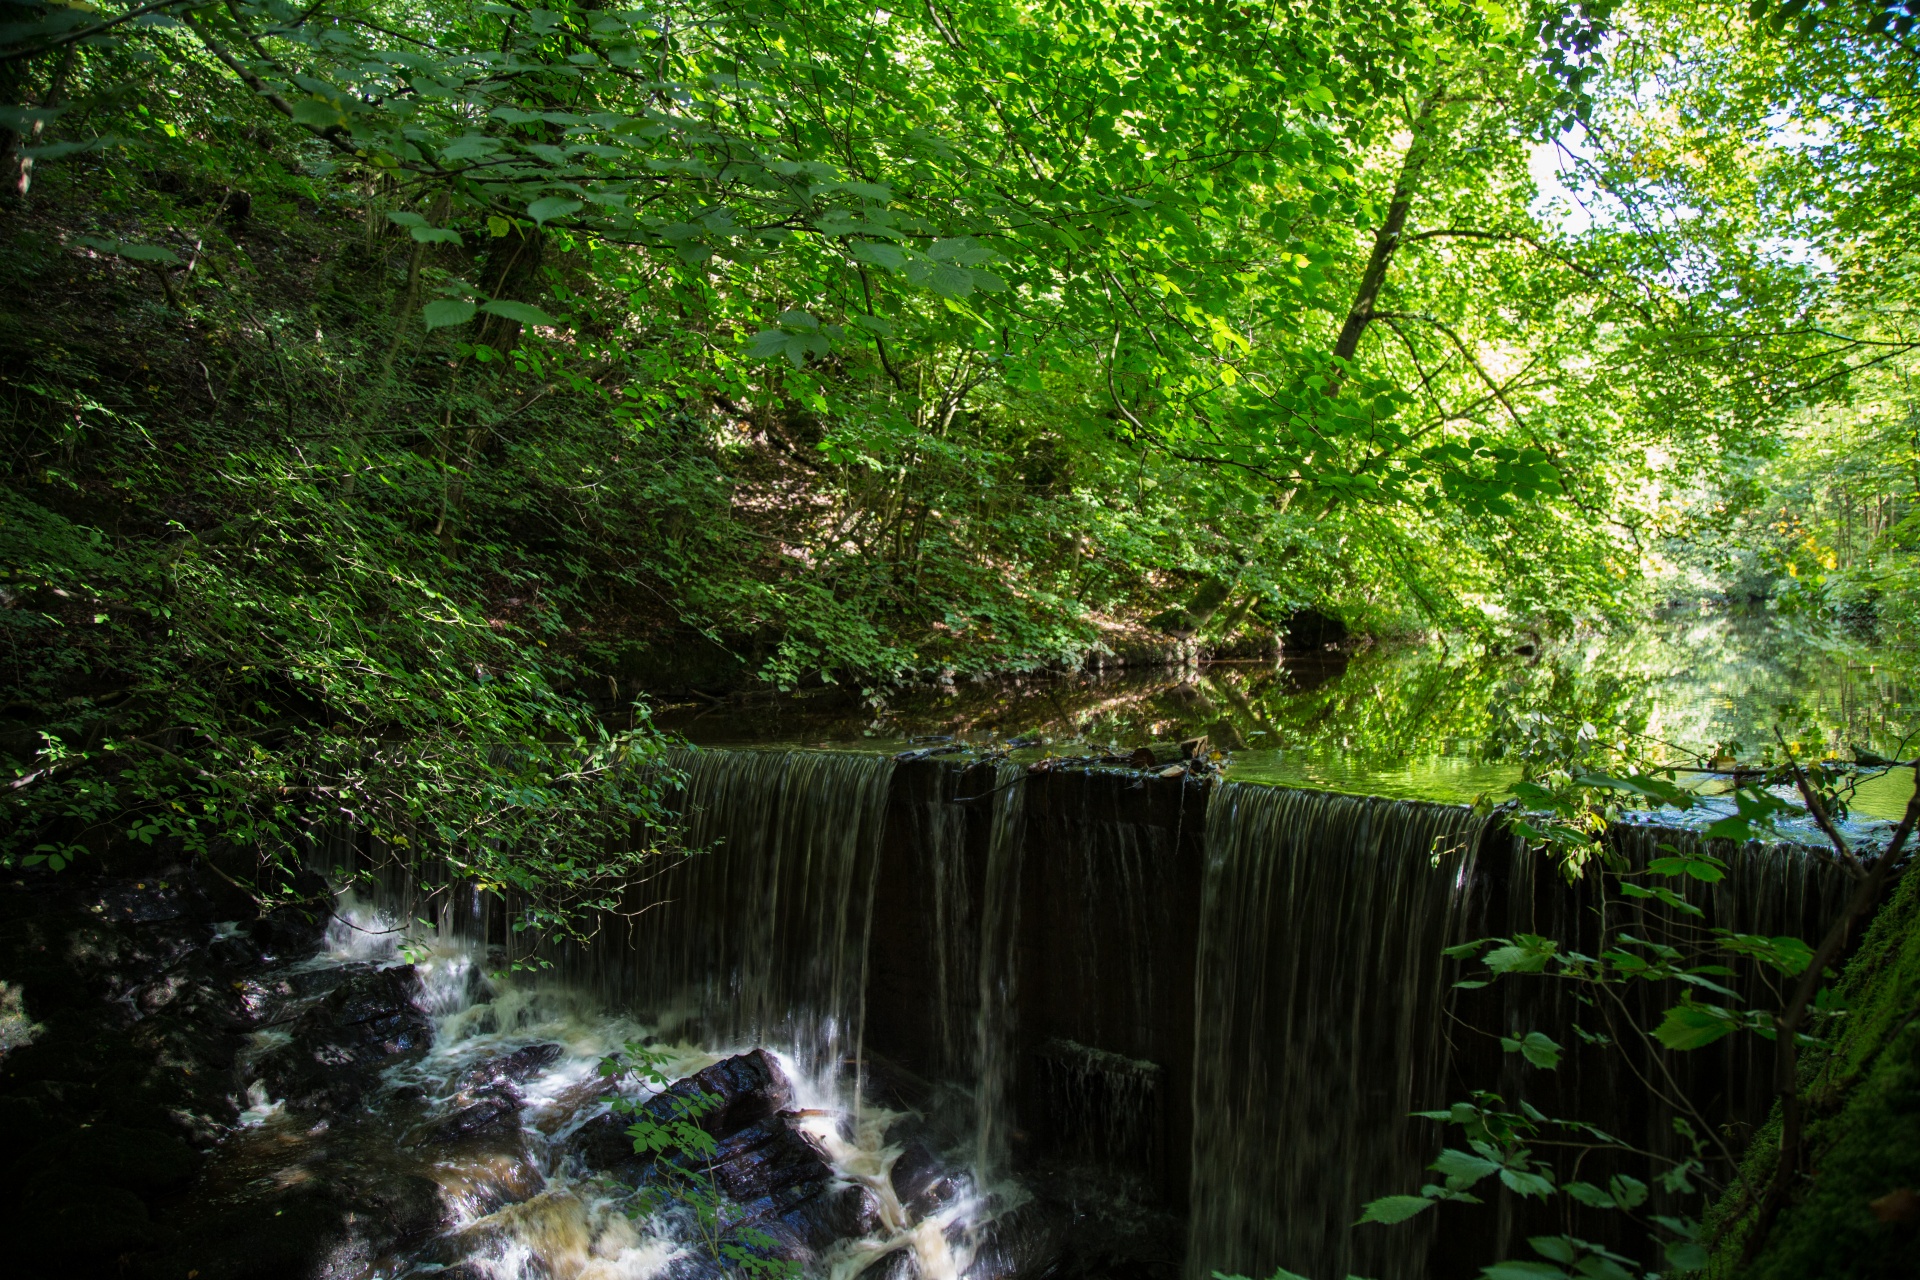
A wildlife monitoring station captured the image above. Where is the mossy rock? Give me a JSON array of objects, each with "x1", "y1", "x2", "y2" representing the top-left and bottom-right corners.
[{"x1": 1714, "y1": 857, "x2": 1920, "y2": 1276}]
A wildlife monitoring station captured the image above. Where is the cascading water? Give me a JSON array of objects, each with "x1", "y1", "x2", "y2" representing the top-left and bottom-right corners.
[
  {"x1": 555, "y1": 748, "x2": 896, "y2": 1083},
  {"x1": 1187, "y1": 783, "x2": 1491, "y2": 1280},
  {"x1": 224, "y1": 883, "x2": 997, "y2": 1280},
  {"x1": 185, "y1": 744, "x2": 1870, "y2": 1280},
  {"x1": 970, "y1": 760, "x2": 1028, "y2": 1183}
]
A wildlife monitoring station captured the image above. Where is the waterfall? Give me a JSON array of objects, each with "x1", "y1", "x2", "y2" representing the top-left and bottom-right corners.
[
  {"x1": 972, "y1": 759, "x2": 1028, "y2": 1183},
  {"x1": 1187, "y1": 783, "x2": 1491, "y2": 1280},
  {"x1": 553, "y1": 747, "x2": 896, "y2": 1083},
  {"x1": 304, "y1": 743, "x2": 1863, "y2": 1280}
]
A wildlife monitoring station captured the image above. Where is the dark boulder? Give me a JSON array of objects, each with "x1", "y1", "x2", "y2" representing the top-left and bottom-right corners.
[
  {"x1": 709, "y1": 1115, "x2": 834, "y2": 1201},
  {"x1": 86, "y1": 878, "x2": 189, "y2": 926},
  {"x1": 891, "y1": 1139, "x2": 963, "y2": 1221},
  {"x1": 964, "y1": 1200, "x2": 1070, "y2": 1279},
  {"x1": 453, "y1": 1040, "x2": 562, "y2": 1092},
  {"x1": 653, "y1": 1047, "x2": 793, "y2": 1135},
  {"x1": 767, "y1": 1181, "x2": 883, "y2": 1254},
  {"x1": 861, "y1": 1249, "x2": 924, "y2": 1280},
  {"x1": 245, "y1": 872, "x2": 332, "y2": 959},
  {"x1": 410, "y1": 1083, "x2": 523, "y2": 1147},
  {"x1": 258, "y1": 964, "x2": 432, "y2": 1111}
]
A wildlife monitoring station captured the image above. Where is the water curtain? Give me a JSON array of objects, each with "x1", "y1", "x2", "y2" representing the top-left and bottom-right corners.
[
  {"x1": 559, "y1": 747, "x2": 897, "y2": 1083},
  {"x1": 1188, "y1": 782, "x2": 1491, "y2": 1280}
]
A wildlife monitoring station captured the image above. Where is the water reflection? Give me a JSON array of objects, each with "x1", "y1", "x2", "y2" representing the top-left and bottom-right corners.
[{"x1": 656, "y1": 614, "x2": 1916, "y2": 819}]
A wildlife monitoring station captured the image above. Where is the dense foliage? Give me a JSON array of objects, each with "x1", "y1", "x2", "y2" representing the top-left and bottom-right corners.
[{"x1": 2, "y1": 2, "x2": 1916, "y2": 908}]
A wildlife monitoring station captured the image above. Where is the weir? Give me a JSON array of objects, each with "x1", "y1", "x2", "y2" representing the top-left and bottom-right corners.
[{"x1": 339, "y1": 746, "x2": 1858, "y2": 1278}]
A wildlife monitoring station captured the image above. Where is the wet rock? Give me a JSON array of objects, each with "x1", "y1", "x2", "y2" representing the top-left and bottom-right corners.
[
  {"x1": 412, "y1": 1082, "x2": 523, "y2": 1146},
  {"x1": 659, "y1": 1047, "x2": 794, "y2": 1134},
  {"x1": 770, "y1": 1181, "x2": 883, "y2": 1253},
  {"x1": 247, "y1": 879, "x2": 331, "y2": 959},
  {"x1": 890, "y1": 1139, "x2": 962, "y2": 1221},
  {"x1": 259, "y1": 964, "x2": 431, "y2": 1111},
  {"x1": 576, "y1": 1046, "x2": 798, "y2": 1178},
  {"x1": 708, "y1": 1114, "x2": 833, "y2": 1201},
  {"x1": 238, "y1": 960, "x2": 372, "y2": 1021},
  {"x1": 568, "y1": 1106, "x2": 646, "y2": 1178},
  {"x1": 87, "y1": 878, "x2": 189, "y2": 925},
  {"x1": 455, "y1": 1040, "x2": 563, "y2": 1091},
  {"x1": 964, "y1": 1200, "x2": 1070, "y2": 1279},
  {"x1": 860, "y1": 1249, "x2": 924, "y2": 1280}
]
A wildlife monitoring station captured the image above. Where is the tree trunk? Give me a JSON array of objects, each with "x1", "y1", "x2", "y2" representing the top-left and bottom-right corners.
[{"x1": 1330, "y1": 92, "x2": 1446, "y2": 371}]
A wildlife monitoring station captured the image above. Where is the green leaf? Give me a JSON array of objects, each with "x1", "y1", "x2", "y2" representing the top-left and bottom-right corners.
[
  {"x1": 1562, "y1": 1181, "x2": 1614, "y2": 1209},
  {"x1": 1499, "y1": 1167, "x2": 1556, "y2": 1198},
  {"x1": 747, "y1": 329, "x2": 790, "y2": 360},
  {"x1": 479, "y1": 300, "x2": 559, "y2": 326},
  {"x1": 288, "y1": 96, "x2": 347, "y2": 129},
  {"x1": 1653, "y1": 1002, "x2": 1739, "y2": 1051},
  {"x1": 1663, "y1": 1241, "x2": 1708, "y2": 1272},
  {"x1": 526, "y1": 196, "x2": 584, "y2": 224},
  {"x1": 851, "y1": 240, "x2": 906, "y2": 270},
  {"x1": 1718, "y1": 932, "x2": 1814, "y2": 975},
  {"x1": 1356, "y1": 1195, "x2": 1434, "y2": 1225},
  {"x1": 1486, "y1": 935, "x2": 1557, "y2": 974},
  {"x1": 1433, "y1": 1147, "x2": 1502, "y2": 1187},
  {"x1": 930, "y1": 263, "x2": 975, "y2": 297},
  {"x1": 386, "y1": 211, "x2": 427, "y2": 228},
  {"x1": 1647, "y1": 854, "x2": 1726, "y2": 882},
  {"x1": 1619, "y1": 881, "x2": 1704, "y2": 917},
  {"x1": 422, "y1": 299, "x2": 477, "y2": 328},
  {"x1": 1608, "y1": 1174, "x2": 1649, "y2": 1209},
  {"x1": 1481, "y1": 1264, "x2": 1569, "y2": 1280},
  {"x1": 1499, "y1": 1031, "x2": 1563, "y2": 1070},
  {"x1": 410, "y1": 226, "x2": 464, "y2": 245},
  {"x1": 1528, "y1": 1237, "x2": 1577, "y2": 1264},
  {"x1": 77, "y1": 236, "x2": 181, "y2": 266}
]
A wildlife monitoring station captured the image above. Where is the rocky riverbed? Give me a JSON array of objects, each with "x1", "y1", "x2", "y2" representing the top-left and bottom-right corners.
[{"x1": 0, "y1": 856, "x2": 1177, "y2": 1280}]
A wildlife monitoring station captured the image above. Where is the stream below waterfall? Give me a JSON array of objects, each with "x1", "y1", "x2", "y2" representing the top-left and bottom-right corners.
[{"x1": 217, "y1": 888, "x2": 1011, "y2": 1280}]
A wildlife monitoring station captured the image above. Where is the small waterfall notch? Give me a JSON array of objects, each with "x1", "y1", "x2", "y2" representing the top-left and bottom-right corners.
[{"x1": 556, "y1": 747, "x2": 897, "y2": 1083}]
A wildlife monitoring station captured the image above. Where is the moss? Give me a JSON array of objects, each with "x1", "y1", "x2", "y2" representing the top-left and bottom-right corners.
[{"x1": 1712, "y1": 860, "x2": 1920, "y2": 1275}]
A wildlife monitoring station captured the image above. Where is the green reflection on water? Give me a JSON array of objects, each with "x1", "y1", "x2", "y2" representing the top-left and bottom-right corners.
[{"x1": 658, "y1": 613, "x2": 1916, "y2": 819}]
